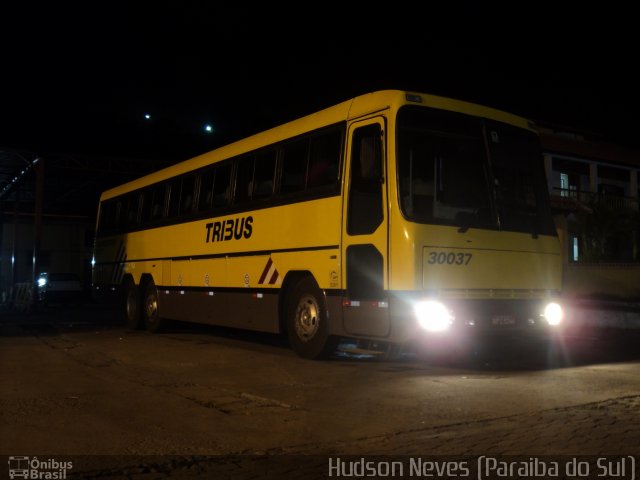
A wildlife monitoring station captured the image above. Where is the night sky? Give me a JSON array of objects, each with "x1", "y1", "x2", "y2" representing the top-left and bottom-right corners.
[{"x1": 2, "y1": 3, "x2": 639, "y2": 163}]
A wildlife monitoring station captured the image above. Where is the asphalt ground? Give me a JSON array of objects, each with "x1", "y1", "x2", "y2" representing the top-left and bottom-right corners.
[{"x1": 1, "y1": 303, "x2": 639, "y2": 479}]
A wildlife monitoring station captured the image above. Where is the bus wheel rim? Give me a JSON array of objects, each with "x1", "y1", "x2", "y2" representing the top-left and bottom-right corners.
[{"x1": 294, "y1": 294, "x2": 320, "y2": 342}]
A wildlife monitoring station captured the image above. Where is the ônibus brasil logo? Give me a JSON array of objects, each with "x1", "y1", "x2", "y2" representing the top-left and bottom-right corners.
[{"x1": 8, "y1": 456, "x2": 73, "y2": 479}]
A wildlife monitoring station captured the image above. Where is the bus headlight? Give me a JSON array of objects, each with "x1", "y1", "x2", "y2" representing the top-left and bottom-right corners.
[
  {"x1": 543, "y1": 302, "x2": 563, "y2": 326},
  {"x1": 414, "y1": 300, "x2": 453, "y2": 332}
]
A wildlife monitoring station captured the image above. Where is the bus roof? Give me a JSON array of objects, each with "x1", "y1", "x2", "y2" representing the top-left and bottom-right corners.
[{"x1": 100, "y1": 90, "x2": 534, "y2": 201}]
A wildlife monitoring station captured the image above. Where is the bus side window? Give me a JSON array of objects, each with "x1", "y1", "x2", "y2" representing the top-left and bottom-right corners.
[
  {"x1": 112, "y1": 198, "x2": 122, "y2": 231},
  {"x1": 125, "y1": 193, "x2": 140, "y2": 227},
  {"x1": 280, "y1": 138, "x2": 308, "y2": 194},
  {"x1": 308, "y1": 129, "x2": 341, "y2": 189},
  {"x1": 150, "y1": 184, "x2": 166, "y2": 220},
  {"x1": 213, "y1": 164, "x2": 232, "y2": 208},
  {"x1": 253, "y1": 149, "x2": 276, "y2": 199},
  {"x1": 167, "y1": 178, "x2": 181, "y2": 218},
  {"x1": 117, "y1": 196, "x2": 132, "y2": 230},
  {"x1": 180, "y1": 175, "x2": 197, "y2": 214},
  {"x1": 140, "y1": 188, "x2": 151, "y2": 223},
  {"x1": 347, "y1": 124, "x2": 383, "y2": 235},
  {"x1": 235, "y1": 157, "x2": 254, "y2": 203},
  {"x1": 198, "y1": 169, "x2": 215, "y2": 211}
]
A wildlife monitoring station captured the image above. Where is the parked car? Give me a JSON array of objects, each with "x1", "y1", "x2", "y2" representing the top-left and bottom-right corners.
[{"x1": 35, "y1": 272, "x2": 84, "y2": 306}]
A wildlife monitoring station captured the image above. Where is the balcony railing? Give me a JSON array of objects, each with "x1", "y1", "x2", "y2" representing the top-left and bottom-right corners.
[{"x1": 552, "y1": 188, "x2": 639, "y2": 211}]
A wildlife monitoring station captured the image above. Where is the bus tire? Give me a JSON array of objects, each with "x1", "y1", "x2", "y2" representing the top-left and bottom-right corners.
[
  {"x1": 122, "y1": 278, "x2": 143, "y2": 329},
  {"x1": 142, "y1": 280, "x2": 165, "y2": 333},
  {"x1": 286, "y1": 276, "x2": 336, "y2": 359}
]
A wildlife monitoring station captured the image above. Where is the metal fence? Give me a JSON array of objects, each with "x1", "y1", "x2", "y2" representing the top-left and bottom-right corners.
[{"x1": 552, "y1": 188, "x2": 639, "y2": 210}]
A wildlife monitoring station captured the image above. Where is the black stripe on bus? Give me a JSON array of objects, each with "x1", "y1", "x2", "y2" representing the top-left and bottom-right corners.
[
  {"x1": 96, "y1": 283, "x2": 344, "y2": 296},
  {"x1": 131, "y1": 285, "x2": 344, "y2": 297},
  {"x1": 95, "y1": 244, "x2": 340, "y2": 265}
]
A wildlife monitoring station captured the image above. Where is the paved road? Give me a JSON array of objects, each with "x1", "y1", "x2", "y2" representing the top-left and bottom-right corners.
[{"x1": 1, "y1": 304, "x2": 639, "y2": 478}]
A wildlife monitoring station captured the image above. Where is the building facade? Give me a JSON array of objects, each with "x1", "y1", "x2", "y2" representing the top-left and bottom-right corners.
[{"x1": 541, "y1": 126, "x2": 640, "y2": 300}]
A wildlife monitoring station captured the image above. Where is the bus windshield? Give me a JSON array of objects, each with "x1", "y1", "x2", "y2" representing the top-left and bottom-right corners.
[{"x1": 397, "y1": 106, "x2": 555, "y2": 236}]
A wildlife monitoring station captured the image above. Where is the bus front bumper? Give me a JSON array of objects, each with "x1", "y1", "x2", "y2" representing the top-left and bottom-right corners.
[{"x1": 394, "y1": 297, "x2": 567, "y2": 348}]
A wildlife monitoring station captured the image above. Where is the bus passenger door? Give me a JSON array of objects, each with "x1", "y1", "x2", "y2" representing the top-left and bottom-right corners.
[{"x1": 341, "y1": 118, "x2": 389, "y2": 337}]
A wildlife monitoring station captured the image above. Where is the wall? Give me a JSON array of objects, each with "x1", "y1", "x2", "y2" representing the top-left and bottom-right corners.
[{"x1": 0, "y1": 219, "x2": 94, "y2": 299}]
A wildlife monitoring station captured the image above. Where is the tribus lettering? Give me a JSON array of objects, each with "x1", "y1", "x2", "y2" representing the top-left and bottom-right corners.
[{"x1": 205, "y1": 216, "x2": 253, "y2": 243}]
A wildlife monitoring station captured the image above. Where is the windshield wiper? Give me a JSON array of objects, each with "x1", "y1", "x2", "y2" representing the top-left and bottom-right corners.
[{"x1": 455, "y1": 211, "x2": 475, "y2": 233}]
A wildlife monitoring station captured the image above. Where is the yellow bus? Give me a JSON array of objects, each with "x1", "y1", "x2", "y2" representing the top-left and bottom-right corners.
[{"x1": 92, "y1": 90, "x2": 564, "y2": 359}]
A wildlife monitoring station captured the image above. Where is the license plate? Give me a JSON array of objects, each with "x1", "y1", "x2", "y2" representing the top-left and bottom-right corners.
[{"x1": 492, "y1": 315, "x2": 516, "y2": 326}]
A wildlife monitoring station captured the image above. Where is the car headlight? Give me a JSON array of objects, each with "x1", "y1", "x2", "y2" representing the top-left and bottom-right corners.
[
  {"x1": 414, "y1": 300, "x2": 453, "y2": 332},
  {"x1": 543, "y1": 302, "x2": 563, "y2": 326},
  {"x1": 37, "y1": 277, "x2": 47, "y2": 287}
]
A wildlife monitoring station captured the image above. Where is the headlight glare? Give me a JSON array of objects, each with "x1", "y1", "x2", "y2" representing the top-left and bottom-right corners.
[
  {"x1": 544, "y1": 302, "x2": 563, "y2": 326},
  {"x1": 414, "y1": 300, "x2": 453, "y2": 332},
  {"x1": 37, "y1": 277, "x2": 47, "y2": 287}
]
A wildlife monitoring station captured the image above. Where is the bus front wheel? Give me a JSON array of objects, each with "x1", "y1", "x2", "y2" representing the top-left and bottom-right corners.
[
  {"x1": 286, "y1": 276, "x2": 336, "y2": 360},
  {"x1": 142, "y1": 280, "x2": 166, "y2": 333}
]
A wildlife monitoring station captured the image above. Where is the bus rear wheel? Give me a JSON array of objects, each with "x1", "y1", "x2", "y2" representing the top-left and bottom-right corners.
[
  {"x1": 286, "y1": 276, "x2": 336, "y2": 360},
  {"x1": 122, "y1": 278, "x2": 142, "y2": 329},
  {"x1": 142, "y1": 280, "x2": 166, "y2": 333}
]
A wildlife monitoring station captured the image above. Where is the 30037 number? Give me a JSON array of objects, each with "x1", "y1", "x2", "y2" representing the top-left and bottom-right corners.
[{"x1": 427, "y1": 251, "x2": 473, "y2": 265}]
